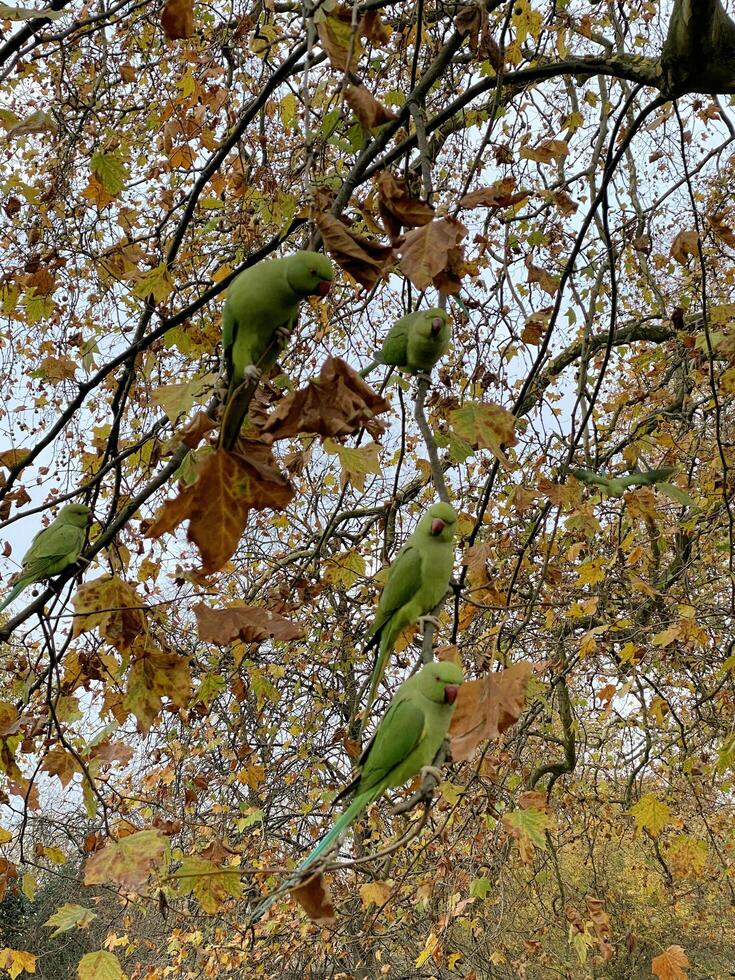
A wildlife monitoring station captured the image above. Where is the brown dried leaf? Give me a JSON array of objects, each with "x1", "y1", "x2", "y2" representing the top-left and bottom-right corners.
[
  {"x1": 40, "y1": 747, "x2": 81, "y2": 789},
  {"x1": 525, "y1": 257, "x2": 559, "y2": 296},
  {"x1": 145, "y1": 446, "x2": 294, "y2": 574},
  {"x1": 376, "y1": 171, "x2": 434, "y2": 240},
  {"x1": 291, "y1": 873, "x2": 336, "y2": 924},
  {"x1": 0, "y1": 449, "x2": 31, "y2": 469},
  {"x1": 551, "y1": 190, "x2": 578, "y2": 216},
  {"x1": 671, "y1": 229, "x2": 699, "y2": 265},
  {"x1": 344, "y1": 85, "x2": 398, "y2": 129},
  {"x1": 449, "y1": 661, "x2": 532, "y2": 761},
  {"x1": 359, "y1": 9, "x2": 391, "y2": 45},
  {"x1": 708, "y1": 213, "x2": 735, "y2": 247},
  {"x1": 520, "y1": 139, "x2": 569, "y2": 164},
  {"x1": 258, "y1": 356, "x2": 390, "y2": 443},
  {"x1": 194, "y1": 602, "x2": 305, "y2": 645},
  {"x1": 72, "y1": 575, "x2": 148, "y2": 654},
  {"x1": 454, "y1": 3, "x2": 502, "y2": 66},
  {"x1": 161, "y1": 0, "x2": 193, "y2": 39},
  {"x1": 460, "y1": 177, "x2": 529, "y2": 210},
  {"x1": 315, "y1": 212, "x2": 393, "y2": 290},
  {"x1": 651, "y1": 945, "x2": 689, "y2": 980},
  {"x1": 399, "y1": 216, "x2": 468, "y2": 291}
]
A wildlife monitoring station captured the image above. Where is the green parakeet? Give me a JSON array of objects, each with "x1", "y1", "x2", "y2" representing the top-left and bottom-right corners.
[
  {"x1": 378, "y1": 307, "x2": 451, "y2": 375},
  {"x1": 251, "y1": 659, "x2": 463, "y2": 922},
  {"x1": 363, "y1": 501, "x2": 458, "y2": 722},
  {"x1": 570, "y1": 467, "x2": 677, "y2": 498},
  {"x1": 219, "y1": 250, "x2": 333, "y2": 449},
  {"x1": 0, "y1": 503, "x2": 91, "y2": 612}
]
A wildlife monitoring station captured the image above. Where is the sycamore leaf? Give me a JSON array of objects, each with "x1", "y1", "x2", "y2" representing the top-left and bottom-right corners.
[
  {"x1": 323, "y1": 438, "x2": 381, "y2": 491},
  {"x1": 651, "y1": 945, "x2": 689, "y2": 980},
  {"x1": 502, "y1": 807, "x2": 552, "y2": 862},
  {"x1": 375, "y1": 171, "x2": 434, "y2": 240},
  {"x1": 151, "y1": 372, "x2": 216, "y2": 424},
  {"x1": 359, "y1": 880, "x2": 393, "y2": 908},
  {"x1": 161, "y1": 0, "x2": 193, "y2": 38},
  {"x1": 291, "y1": 873, "x2": 336, "y2": 923},
  {"x1": 124, "y1": 646, "x2": 192, "y2": 733},
  {"x1": 258, "y1": 357, "x2": 390, "y2": 443},
  {"x1": 469, "y1": 876, "x2": 492, "y2": 899},
  {"x1": 6, "y1": 110, "x2": 57, "y2": 137},
  {"x1": 460, "y1": 178, "x2": 529, "y2": 210},
  {"x1": 399, "y1": 217, "x2": 468, "y2": 291},
  {"x1": 628, "y1": 794, "x2": 672, "y2": 836},
  {"x1": 519, "y1": 138, "x2": 568, "y2": 164},
  {"x1": 40, "y1": 747, "x2": 81, "y2": 789},
  {"x1": 84, "y1": 829, "x2": 169, "y2": 890},
  {"x1": 344, "y1": 85, "x2": 398, "y2": 129},
  {"x1": 146, "y1": 445, "x2": 294, "y2": 574},
  {"x1": 449, "y1": 662, "x2": 531, "y2": 761},
  {"x1": 324, "y1": 549, "x2": 366, "y2": 589},
  {"x1": 132, "y1": 263, "x2": 173, "y2": 304},
  {"x1": 0, "y1": 948, "x2": 36, "y2": 979},
  {"x1": 671, "y1": 230, "x2": 699, "y2": 265},
  {"x1": 316, "y1": 4, "x2": 361, "y2": 72},
  {"x1": 315, "y1": 212, "x2": 393, "y2": 290},
  {"x1": 72, "y1": 575, "x2": 148, "y2": 654},
  {"x1": 90, "y1": 153, "x2": 127, "y2": 195},
  {"x1": 415, "y1": 931, "x2": 439, "y2": 968},
  {"x1": 173, "y1": 857, "x2": 243, "y2": 913},
  {"x1": 77, "y1": 951, "x2": 123, "y2": 980},
  {"x1": 449, "y1": 401, "x2": 517, "y2": 465},
  {"x1": 43, "y1": 903, "x2": 97, "y2": 938},
  {"x1": 194, "y1": 602, "x2": 305, "y2": 645}
]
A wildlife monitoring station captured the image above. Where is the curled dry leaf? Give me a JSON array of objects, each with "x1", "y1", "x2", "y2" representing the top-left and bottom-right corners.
[
  {"x1": 525, "y1": 257, "x2": 559, "y2": 296},
  {"x1": 257, "y1": 356, "x2": 390, "y2": 443},
  {"x1": 344, "y1": 85, "x2": 398, "y2": 129},
  {"x1": 449, "y1": 400, "x2": 518, "y2": 466},
  {"x1": 519, "y1": 139, "x2": 568, "y2": 164},
  {"x1": 359, "y1": 8, "x2": 391, "y2": 45},
  {"x1": 376, "y1": 170, "x2": 434, "y2": 241},
  {"x1": 161, "y1": 0, "x2": 193, "y2": 39},
  {"x1": 460, "y1": 177, "x2": 529, "y2": 211},
  {"x1": 399, "y1": 216, "x2": 468, "y2": 291},
  {"x1": 671, "y1": 229, "x2": 699, "y2": 265},
  {"x1": 194, "y1": 602, "x2": 305, "y2": 645},
  {"x1": 72, "y1": 575, "x2": 148, "y2": 654},
  {"x1": 454, "y1": 3, "x2": 502, "y2": 67},
  {"x1": 315, "y1": 211, "x2": 393, "y2": 290},
  {"x1": 145, "y1": 445, "x2": 294, "y2": 574},
  {"x1": 291, "y1": 872, "x2": 336, "y2": 924},
  {"x1": 449, "y1": 661, "x2": 532, "y2": 761},
  {"x1": 316, "y1": 5, "x2": 361, "y2": 73}
]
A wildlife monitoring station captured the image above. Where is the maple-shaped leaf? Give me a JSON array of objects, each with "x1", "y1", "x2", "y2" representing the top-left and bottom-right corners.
[
  {"x1": 459, "y1": 177, "x2": 530, "y2": 210},
  {"x1": 315, "y1": 212, "x2": 393, "y2": 290},
  {"x1": 0, "y1": 947, "x2": 36, "y2": 980},
  {"x1": 323, "y1": 438, "x2": 381, "y2": 491},
  {"x1": 88, "y1": 739, "x2": 134, "y2": 769},
  {"x1": 77, "y1": 950, "x2": 123, "y2": 980},
  {"x1": 72, "y1": 575, "x2": 148, "y2": 654},
  {"x1": 161, "y1": 0, "x2": 193, "y2": 38},
  {"x1": 628, "y1": 794, "x2": 672, "y2": 836},
  {"x1": 124, "y1": 644, "x2": 192, "y2": 733},
  {"x1": 358, "y1": 880, "x2": 393, "y2": 908},
  {"x1": 0, "y1": 449, "x2": 30, "y2": 468},
  {"x1": 0, "y1": 702, "x2": 21, "y2": 738},
  {"x1": 399, "y1": 216, "x2": 468, "y2": 291},
  {"x1": 43, "y1": 902, "x2": 97, "y2": 938},
  {"x1": 344, "y1": 85, "x2": 398, "y2": 129},
  {"x1": 519, "y1": 138, "x2": 568, "y2": 164},
  {"x1": 173, "y1": 856, "x2": 243, "y2": 913},
  {"x1": 449, "y1": 401, "x2": 518, "y2": 465},
  {"x1": 316, "y1": 4, "x2": 362, "y2": 72},
  {"x1": 651, "y1": 945, "x2": 690, "y2": 980},
  {"x1": 449, "y1": 662, "x2": 531, "y2": 761},
  {"x1": 40, "y1": 747, "x2": 81, "y2": 789},
  {"x1": 291, "y1": 872, "x2": 336, "y2": 923},
  {"x1": 194, "y1": 602, "x2": 305, "y2": 645},
  {"x1": 525, "y1": 256, "x2": 559, "y2": 296},
  {"x1": 146, "y1": 445, "x2": 294, "y2": 574},
  {"x1": 375, "y1": 170, "x2": 435, "y2": 241},
  {"x1": 84, "y1": 829, "x2": 169, "y2": 889},
  {"x1": 502, "y1": 807, "x2": 552, "y2": 862},
  {"x1": 0, "y1": 859, "x2": 18, "y2": 903},
  {"x1": 665, "y1": 834, "x2": 708, "y2": 878},
  {"x1": 359, "y1": 8, "x2": 391, "y2": 45},
  {"x1": 258, "y1": 356, "x2": 390, "y2": 443},
  {"x1": 90, "y1": 153, "x2": 127, "y2": 195},
  {"x1": 151, "y1": 372, "x2": 216, "y2": 425},
  {"x1": 132, "y1": 263, "x2": 173, "y2": 304}
]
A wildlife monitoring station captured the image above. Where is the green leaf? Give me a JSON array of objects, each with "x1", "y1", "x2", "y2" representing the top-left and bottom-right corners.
[
  {"x1": 628, "y1": 794, "x2": 672, "y2": 836},
  {"x1": 44, "y1": 903, "x2": 97, "y2": 938},
  {"x1": 90, "y1": 153, "x2": 127, "y2": 194},
  {"x1": 504, "y1": 807, "x2": 551, "y2": 850},
  {"x1": 77, "y1": 950, "x2": 123, "y2": 980},
  {"x1": 469, "y1": 876, "x2": 492, "y2": 899},
  {"x1": 173, "y1": 856, "x2": 243, "y2": 913}
]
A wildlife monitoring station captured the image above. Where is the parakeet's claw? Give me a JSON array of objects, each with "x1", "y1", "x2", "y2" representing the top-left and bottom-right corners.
[
  {"x1": 415, "y1": 371, "x2": 433, "y2": 384},
  {"x1": 420, "y1": 765, "x2": 443, "y2": 784},
  {"x1": 242, "y1": 365, "x2": 262, "y2": 385},
  {"x1": 417, "y1": 615, "x2": 441, "y2": 632},
  {"x1": 214, "y1": 382, "x2": 229, "y2": 403},
  {"x1": 274, "y1": 325, "x2": 292, "y2": 346}
]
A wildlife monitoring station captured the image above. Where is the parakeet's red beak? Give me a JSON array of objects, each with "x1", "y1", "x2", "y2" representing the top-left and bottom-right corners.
[
  {"x1": 431, "y1": 518, "x2": 445, "y2": 535},
  {"x1": 316, "y1": 280, "x2": 331, "y2": 296},
  {"x1": 431, "y1": 317, "x2": 443, "y2": 335},
  {"x1": 444, "y1": 684, "x2": 459, "y2": 705}
]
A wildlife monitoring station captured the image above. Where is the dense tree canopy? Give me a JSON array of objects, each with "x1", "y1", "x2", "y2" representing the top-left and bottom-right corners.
[{"x1": 1, "y1": 0, "x2": 735, "y2": 976}]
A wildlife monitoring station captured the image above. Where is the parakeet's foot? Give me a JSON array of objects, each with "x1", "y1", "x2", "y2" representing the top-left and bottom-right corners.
[
  {"x1": 416, "y1": 371, "x2": 433, "y2": 384},
  {"x1": 274, "y1": 325, "x2": 292, "y2": 346},
  {"x1": 420, "y1": 765, "x2": 443, "y2": 784},
  {"x1": 242, "y1": 365, "x2": 262, "y2": 384},
  {"x1": 417, "y1": 615, "x2": 441, "y2": 632},
  {"x1": 214, "y1": 382, "x2": 229, "y2": 403}
]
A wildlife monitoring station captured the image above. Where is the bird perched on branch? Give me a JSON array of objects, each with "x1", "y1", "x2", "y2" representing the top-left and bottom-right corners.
[
  {"x1": 378, "y1": 307, "x2": 451, "y2": 375},
  {"x1": 0, "y1": 503, "x2": 92, "y2": 612},
  {"x1": 219, "y1": 250, "x2": 333, "y2": 449},
  {"x1": 363, "y1": 501, "x2": 458, "y2": 723},
  {"x1": 570, "y1": 467, "x2": 677, "y2": 498},
  {"x1": 250, "y1": 659, "x2": 463, "y2": 923}
]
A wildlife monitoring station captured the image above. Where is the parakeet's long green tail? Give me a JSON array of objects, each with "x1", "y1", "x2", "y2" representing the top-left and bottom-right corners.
[
  {"x1": 250, "y1": 793, "x2": 368, "y2": 923},
  {"x1": 362, "y1": 638, "x2": 389, "y2": 734},
  {"x1": 0, "y1": 577, "x2": 31, "y2": 614}
]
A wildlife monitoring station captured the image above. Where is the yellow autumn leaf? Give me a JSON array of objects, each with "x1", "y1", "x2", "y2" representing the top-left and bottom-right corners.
[
  {"x1": 628, "y1": 794, "x2": 672, "y2": 836},
  {"x1": 415, "y1": 931, "x2": 439, "y2": 968},
  {"x1": 0, "y1": 948, "x2": 36, "y2": 980}
]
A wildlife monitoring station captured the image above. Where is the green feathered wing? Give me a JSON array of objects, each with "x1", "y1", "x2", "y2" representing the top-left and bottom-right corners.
[{"x1": 0, "y1": 513, "x2": 87, "y2": 612}]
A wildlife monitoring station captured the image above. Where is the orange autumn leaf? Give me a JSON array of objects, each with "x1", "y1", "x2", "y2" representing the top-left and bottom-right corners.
[
  {"x1": 652, "y1": 945, "x2": 690, "y2": 980},
  {"x1": 449, "y1": 661, "x2": 532, "y2": 761},
  {"x1": 161, "y1": 0, "x2": 194, "y2": 39},
  {"x1": 315, "y1": 212, "x2": 394, "y2": 290},
  {"x1": 194, "y1": 602, "x2": 305, "y2": 645},
  {"x1": 291, "y1": 872, "x2": 336, "y2": 924}
]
